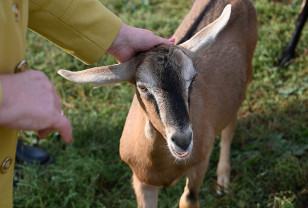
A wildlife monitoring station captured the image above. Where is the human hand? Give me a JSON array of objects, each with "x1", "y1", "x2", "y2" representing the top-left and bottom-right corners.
[
  {"x1": 107, "y1": 23, "x2": 175, "y2": 63},
  {"x1": 0, "y1": 70, "x2": 73, "y2": 143}
]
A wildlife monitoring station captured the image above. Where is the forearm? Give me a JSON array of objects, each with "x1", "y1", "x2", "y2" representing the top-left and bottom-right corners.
[{"x1": 29, "y1": 0, "x2": 122, "y2": 64}]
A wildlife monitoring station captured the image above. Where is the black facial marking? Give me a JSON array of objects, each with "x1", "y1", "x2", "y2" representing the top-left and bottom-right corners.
[
  {"x1": 156, "y1": 48, "x2": 191, "y2": 129},
  {"x1": 164, "y1": 92, "x2": 190, "y2": 129}
]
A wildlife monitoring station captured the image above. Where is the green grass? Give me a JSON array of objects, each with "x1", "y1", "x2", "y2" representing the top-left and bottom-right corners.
[{"x1": 14, "y1": 0, "x2": 308, "y2": 207}]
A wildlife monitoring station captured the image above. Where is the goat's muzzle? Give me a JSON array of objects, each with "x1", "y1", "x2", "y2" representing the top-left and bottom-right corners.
[{"x1": 168, "y1": 130, "x2": 193, "y2": 159}]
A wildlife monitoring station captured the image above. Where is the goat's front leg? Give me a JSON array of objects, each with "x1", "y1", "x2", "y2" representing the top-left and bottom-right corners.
[
  {"x1": 217, "y1": 116, "x2": 236, "y2": 196},
  {"x1": 133, "y1": 174, "x2": 158, "y2": 208},
  {"x1": 179, "y1": 161, "x2": 209, "y2": 208}
]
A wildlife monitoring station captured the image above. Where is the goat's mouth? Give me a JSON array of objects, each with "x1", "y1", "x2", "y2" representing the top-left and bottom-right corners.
[
  {"x1": 169, "y1": 142, "x2": 192, "y2": 159},
  {"x1": 172, "y1": 149, "x2": 189, "y2": 158}
]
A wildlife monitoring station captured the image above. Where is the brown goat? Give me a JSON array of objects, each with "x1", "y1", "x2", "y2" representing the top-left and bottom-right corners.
[{"x1": 58, "y1": 0, "x2": 257, "y2": 207}]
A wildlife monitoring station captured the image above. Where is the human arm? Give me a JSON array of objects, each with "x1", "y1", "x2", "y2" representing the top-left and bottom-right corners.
[
  {"x1": 0, "y1": 70, "x2": 72, "y2": 143},
  {"x1": 10, "y1": 0, "x2": 172, "y2": 142},
  {"x1": 28, "y1": 0, "x2": 174, "y2": 64}
]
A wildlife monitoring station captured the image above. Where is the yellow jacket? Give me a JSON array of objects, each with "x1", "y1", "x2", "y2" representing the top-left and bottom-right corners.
[{"x1": 0, "y1": 0, "x2": 122, "y2": 207}]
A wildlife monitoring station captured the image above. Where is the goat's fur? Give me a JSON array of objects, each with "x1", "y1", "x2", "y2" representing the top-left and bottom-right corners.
[{"x1": 58, "y1": 0, "x2": 257, "y2": 207}]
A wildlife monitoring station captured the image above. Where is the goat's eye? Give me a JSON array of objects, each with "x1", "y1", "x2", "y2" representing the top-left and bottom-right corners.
[
  {"x1": 191, "y1": 75, "x2": 197, "y2": 85},
  {"x1": 188, "y1": 75, "x2": 197, "y2": 93},
  {"x1": 138, "y1": 85, "x2": 148, "y2": 92}
]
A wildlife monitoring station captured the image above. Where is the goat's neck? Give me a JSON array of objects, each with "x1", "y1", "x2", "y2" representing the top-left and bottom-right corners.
[{"x1": 175, "y1": 0, "x2": 219, "y2": 44}]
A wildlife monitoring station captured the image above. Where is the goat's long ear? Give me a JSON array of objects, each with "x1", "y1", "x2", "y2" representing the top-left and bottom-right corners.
[
  {"x1": 58, "y1": 58, "x2": 136, "y2": 85},
  {"x1": 180, "y1": 4, "x2": 232, "y2": 59}
]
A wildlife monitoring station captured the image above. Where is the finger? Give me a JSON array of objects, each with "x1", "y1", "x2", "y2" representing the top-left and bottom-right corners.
[
  {"x1": 38, "y1": 128, "x2": 54, "y2": 139},
  {"x1": 54, "y1": 114, "x2": 73, "y2": 143},
  {"x1": 155, "y1": 36, "x2": 175, "y2": 46}
]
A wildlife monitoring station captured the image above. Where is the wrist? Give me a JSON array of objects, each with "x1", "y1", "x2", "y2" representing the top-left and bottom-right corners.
[{"x1": 107, "y1": 23, "x2": 130, "y2": 55}]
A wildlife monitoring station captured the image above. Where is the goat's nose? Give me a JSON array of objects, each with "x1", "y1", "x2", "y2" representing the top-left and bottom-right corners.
[{"x1": 171, "y1": 132, "x2": 192, "y2": 152}]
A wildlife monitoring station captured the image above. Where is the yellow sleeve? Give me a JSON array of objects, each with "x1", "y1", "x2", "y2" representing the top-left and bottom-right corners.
[{"x1": 28, "y1": 0, "x2": 122, "y2": 65}]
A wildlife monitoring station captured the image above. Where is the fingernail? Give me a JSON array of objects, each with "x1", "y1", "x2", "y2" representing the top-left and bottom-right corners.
[{"x1": 169, "y1": 38, "x2": 175, "y2": 42}]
